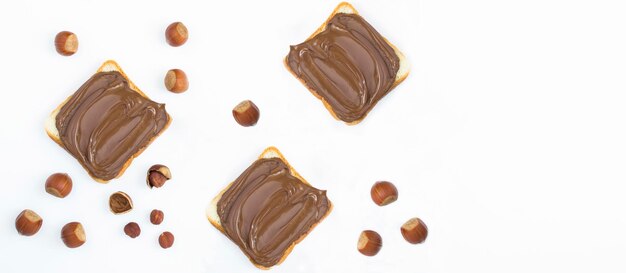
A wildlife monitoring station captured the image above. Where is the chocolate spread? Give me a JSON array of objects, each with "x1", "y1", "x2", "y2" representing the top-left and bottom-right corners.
[
  {"x1": 217, "y1": 158, "x2": 330, "y2": 267},
  {"x1": 287, "y1": 13, "x2": 401, "y2": 123},
  {"x1": 55, "y1": 71, "x2": 169, "y2": 181}
]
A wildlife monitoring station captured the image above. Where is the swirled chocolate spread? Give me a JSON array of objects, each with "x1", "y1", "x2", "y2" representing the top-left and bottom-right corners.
[
  {"x1": 287, "y1": 13, "x2": 400, "y2": 123},
  {"x1": 55, "y1": 71, "x2": 169, "y2": 181},
  {"x1": 217, "y1": 157, "x2": 330, "y2": 268}
]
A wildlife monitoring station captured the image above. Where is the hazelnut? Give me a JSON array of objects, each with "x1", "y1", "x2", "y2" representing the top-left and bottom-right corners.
[
  {"x1": 165, "y1": 22, "x2": 188, "y2": 47},
  {"x1": 401, "y1": 217, "x2": 428, "y2": 244},
  {"x1": 159, "y1": 231, "x2": 175, "y2": 249},
  {"x1": 15, "y1": 209, "x2": 43, "y2": 236},
  {"x1": 45, "y1": 173, "x2": 73, "y2": 198},
  {"x1": 124, "y1": 222, "x2": 141, "y2": 238},
  {"x1": 109, "y1": 191, "x2": 133, "y2": 214},
  {"x1": 147, "y1": 164, "x2": 171, "y2": 188},
  {"x1": 54, "y1": 31, "x2": 78, "y2": 56},
  {"x1": 61, "y1": 222, "x2": 86, "y2": 248},
  {"x1": 150, "y1": 209, "x2": 164, "y2": 225},
  {"x1": 371, "y1": 181, "x2": 398, "y2": 206},
  {"x1": 164, "y1": 69, "x2": 188, "y2": 93},
  {"x1": 357, "y1": 230, "x2": 382, "y2": 256},
  {"x1": 232, "y1": 100, "x2": 260, "y2": 127}
]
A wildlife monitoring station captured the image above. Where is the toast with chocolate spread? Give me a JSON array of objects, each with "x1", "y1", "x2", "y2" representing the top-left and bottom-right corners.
[
  {"x1": 207, "y1": 147, "x2": 332, "y2": 269},
  {"x1": 285, "y1": 2, "x2": 410, "y2": 125},
  {"x1": 45, "y1": 60, "x2": 171, "y2": 183}
]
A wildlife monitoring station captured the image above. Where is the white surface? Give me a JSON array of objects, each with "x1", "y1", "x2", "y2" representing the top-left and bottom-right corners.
[{"x1": 1, "y1": 0, "x2": 626, "y2": 272}]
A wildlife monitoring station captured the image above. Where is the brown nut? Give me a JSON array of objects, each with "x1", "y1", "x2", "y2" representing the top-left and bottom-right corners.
[
  {"x1": 159, "y1": 231, "x2": 175, "y2": 249},
  {"x1": 124, "y1": 222, "x2": 141, "y2": 238},
  {"x1": 150, "y1": 209, "x2": 164, "y2": 225},
  {"x1": 232, "y1": 100, "x2": 260, "y2": 127},
  {"x1": 165, "y1": 22, "x2": 188, "y2": 47},
  {"x1": 401, "y1": 217, "x2": 428, "y2": 244},
  {"x1": 147, "y1": 164, "x2": 171, "y2": 188},
  {"x1": 61, "y1": 222, "x2": 86, "y2": 248},
  {"x1": 371, "y1": 181, "x2": 398, "y2": 206},
  {"x1": 358, "y1": 230, "x2": 382, "y2": 256},
  {"x1": 15, "y1": 209, "x2": 43, "y2": 236},
  {"x1": 109, "y1": 191, "x2": 133, "y2": 214},
  {"x1": 45, "y1": 173, "x2": 73, "y2": 198},
  {"x1": 164, "y1": 69, "x2": 188, "y2": 93},
  {"x1": 54, "y1": 31, "x2": 78, "y2": 56}
]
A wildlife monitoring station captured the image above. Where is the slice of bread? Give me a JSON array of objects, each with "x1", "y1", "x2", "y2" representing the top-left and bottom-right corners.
[
  {"x1": 45, "y1": 60, "x2": 172, "y2": 183},
  {"x1": 284, "y1": 2, "x2": 410, "y2": 125},
  {"x1": 206, "y1": 146, "x2": 333, "y2": 270}
]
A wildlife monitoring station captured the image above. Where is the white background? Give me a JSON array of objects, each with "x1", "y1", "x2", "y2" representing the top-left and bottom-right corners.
[{"x1": 1, "y1": 0, "x2": 625, "y2": 272}]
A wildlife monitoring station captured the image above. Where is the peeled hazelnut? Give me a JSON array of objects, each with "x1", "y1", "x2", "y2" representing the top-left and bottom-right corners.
[
  {"x1": 165, "y1": 22, "x2": 188, "y2": 47},
  {"x1": 45, "y1": 173, "x2": 72, "y2": 198},
  {"x1": 401, "y1": 217, "x2": 428, "y2": 244},
  {"x1": 124, "y1": 222, "x2": 141, "y2": 238},
  {"x1": 15, "y1": 209, "x2": 43, "y2": 236},
  {"x1": 150, "y1": 209, "x2": 164, "y2": 225},
  {"x1": 147, "y1": 164, "x2": 171, "y2": 188},
  {"x1": 371, "y1": 181, "x2": 398, "y2": 206},
  {"x1": 61, "y1": 222, "x2": 86, "y2": 248},
  {"x1": 232, "y1": 100, "x2": 260, "y2": 127},
  {"x1": 358, "y1": 230, "x2": 382, "y2": 256},
  {"x1": 159, "y1": 231, "x2": 175, "y2": 249},
  {"x1": 109, "y1": 191, "x2": 133, "y2": 214},
  {"x1": 54, "y1": 31, "x2": 78, "y2": 56},
  {"x1": 164, "y1": 69, "x2": 188, "y2": 93}
]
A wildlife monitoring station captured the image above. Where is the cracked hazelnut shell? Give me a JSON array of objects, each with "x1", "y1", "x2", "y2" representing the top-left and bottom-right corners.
[
  {"x1": 109, "y1": 191, "x2": 133, "y2": 214},
  {"x1": 147, "y1": 164, "x2": 171, "y2": 188}
]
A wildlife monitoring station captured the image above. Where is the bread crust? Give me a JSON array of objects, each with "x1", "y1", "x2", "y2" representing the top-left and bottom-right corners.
[
  {"x1": 44, "y1": 60, "x2": 172, "y2": 183},
  {"x1": 206, "y1": 146, "x2": 333, "y2": 270},
  {"x1": 284, "y1": 2, "x2": 410, "y2": 125}
]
